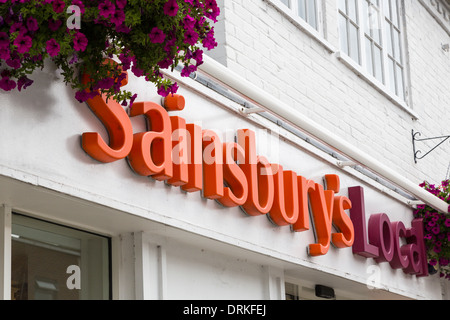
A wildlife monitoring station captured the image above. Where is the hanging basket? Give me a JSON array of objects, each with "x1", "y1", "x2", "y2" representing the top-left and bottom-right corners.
[{"x1": 0, "y1": 0, "x2": 220, "y2": 106}]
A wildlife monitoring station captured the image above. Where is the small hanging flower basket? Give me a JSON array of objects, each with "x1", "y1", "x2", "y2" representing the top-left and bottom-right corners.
[
  {"x1": 0, "y1": 0, "x2": 220, "y2": 107},
  {"x1": 414, "y1": 180, "x2": 450, "y2": 280}
]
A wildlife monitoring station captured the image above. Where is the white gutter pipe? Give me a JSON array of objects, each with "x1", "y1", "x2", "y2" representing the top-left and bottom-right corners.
[{"x1": 198, "y1": 55, "x2": 449, "y2": 214}]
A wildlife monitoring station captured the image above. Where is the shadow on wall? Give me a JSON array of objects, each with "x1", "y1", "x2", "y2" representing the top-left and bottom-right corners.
[{"x1": 5, "y1": 60, "x2": 60, "y2": 119}]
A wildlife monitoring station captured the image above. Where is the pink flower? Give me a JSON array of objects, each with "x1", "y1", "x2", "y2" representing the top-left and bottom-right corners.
[
  {"x1": 17, "y1": 76, "x2": 33, "y2": 91},
  {"x1": 116, "y1": 0, "x2": 127, "y2": 9},
  {"x1": 202, "y1": 27, "x2": 217, "y2": 50},
  {"x1": 73, "y1": 32, "x2": 88, "y2": 52},
  {"x1": 111, "y1": 9, "x2": 125, "y2": 26},
  {"x1": 0, "y1": 32, "x2": 9, "y2": 48},
  {"x1": 149, "y1": 27, "x2": 166, "y2": 44},
  {"x1": 183, "y1": 29, "x2": 199, "y2": 46},
  {"x1": 75, "y1": 90, "x2": 98, "y2": 102},
  {"x1": 13, "y1": 34, "x2": 32, "y2": 54},
  {"x1": 46, "y1": 38, "x2": 60, "y2": 57},
  {"x1": 6, "y1": 57, "x2": 21, "y2": 69},
  {"x1": 48, "y1": 19, "x2": 62, "y2": 31},
  {"x1": 98, "y1": 0, "x2": 115, "y2": 18},
  {"x1": 26, "y1": 16, "x2": 39, "y2": 32},
  {"x1": 0, "y1": 47, "x2": 10, "y2": 60},
  {"x1": 0, "y1": 76, "x2": 16, "y2": 91},
  {"x1": 52, "y1": 0, "x2": 65, "y2": 13},
  {"x1": 164, "y1": 0, "x2": 179, "y2": 16}
]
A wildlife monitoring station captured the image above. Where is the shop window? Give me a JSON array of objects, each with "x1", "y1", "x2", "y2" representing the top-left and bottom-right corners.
[
  {"x1": 338, "y1": 0, "x2": 407, "y2": 100},
  {"x1": 11, "y1": 214, "x2": 111, "y2": 300}
]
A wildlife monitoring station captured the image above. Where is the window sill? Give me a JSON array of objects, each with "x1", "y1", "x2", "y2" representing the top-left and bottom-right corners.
[
  {"x1": 265, "y1": 0, "x2": 337, "y2": 54},
  {"x1": 336, "y1": 52, "x2": 419, "y2": 120}
]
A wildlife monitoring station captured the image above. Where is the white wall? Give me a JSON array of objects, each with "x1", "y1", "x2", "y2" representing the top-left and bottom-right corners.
[{"x1": 212, "y1": 0, "x2": 450, "y2": 185}]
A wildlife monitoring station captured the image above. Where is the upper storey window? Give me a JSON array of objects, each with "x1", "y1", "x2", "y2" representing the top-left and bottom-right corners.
[
  {"x1": 279, "y1": 0, "x2": 321, "y2": 30},
  {"x1": 338, "y1": 0, "x2": 406, "y2": 101}
]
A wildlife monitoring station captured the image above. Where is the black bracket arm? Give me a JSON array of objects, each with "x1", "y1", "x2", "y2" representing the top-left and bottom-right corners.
[{"x1": 412, "y1": 130, "x2": 450, "y2": 164}]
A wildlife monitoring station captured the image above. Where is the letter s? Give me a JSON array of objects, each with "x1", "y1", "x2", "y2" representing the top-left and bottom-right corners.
[
  {"x1": 332, "y1": 196, "x2": 354, "y2": 248},
  {"x1": 81, "y1": 60, "x2": 133, "y2": 163}
]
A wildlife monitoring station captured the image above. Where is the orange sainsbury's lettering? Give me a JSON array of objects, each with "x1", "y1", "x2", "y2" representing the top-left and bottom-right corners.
[
  {"x1": 325, "y1": 174, "x2": 354, "y2": 248},
  {"x1": 292, "y1": 176, "x2": 315, "y2": 232},
  {"x1": 237, "y1": 129, "x2": 274, "y2": 216},
  {"x1": 217, "y1": 142, "x2": 248, "y2": 207},
  {"x1": 202, "y1": 130, "x2": 224, "y2": 199},
  {"x1": 81, "y1": 74, "x2": 356, "y2": 258},
  {"x1": 332, "y1": 196, "x2": 354, "y2": 248},
  {"x1": 269, "y1": 166, "x2": 299, "y2": 226},
  {"x1": 167, "y1": 116, "x2": 189, "y2": 187},
  {"x1": 308, "y1": 183, "x2": 334, "y2": 256},
  {"x1": 81, "y1": 65, "x2": 133, "y2": 163},
  {"x1": 127, "y1": 102, "x2": 173, "y2": 180},
  {"x1": 181, "y1": 123, "x2": 203, "y2": 193}
]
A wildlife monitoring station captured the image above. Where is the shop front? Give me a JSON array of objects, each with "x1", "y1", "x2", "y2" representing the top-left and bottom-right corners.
[{"x1": 0, "y1": 60, "x2": 448, "y2": 301}]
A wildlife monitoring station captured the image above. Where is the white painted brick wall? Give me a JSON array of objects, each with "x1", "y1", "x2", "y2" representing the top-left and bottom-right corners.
[{"x1": 208, "y1": 0, "x2": 450, "y2": 186}]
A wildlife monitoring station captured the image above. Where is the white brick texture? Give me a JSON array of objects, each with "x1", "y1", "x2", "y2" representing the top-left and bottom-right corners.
[{"x1": 209, "y1": 0, "x2": 450, "y2": 186}]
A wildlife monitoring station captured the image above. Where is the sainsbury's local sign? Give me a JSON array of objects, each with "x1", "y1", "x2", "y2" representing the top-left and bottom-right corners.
[{"x1": 79, "y1": 70, "x2": 429, "y2": 279}]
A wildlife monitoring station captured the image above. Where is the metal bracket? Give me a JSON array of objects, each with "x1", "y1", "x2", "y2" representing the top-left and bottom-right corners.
[
  {"x1": 239, "y1": 106, "x2": 265, "y2": 116},
  {"x1": 412, "y1": 130, "x2": 450, "y2": 163}
]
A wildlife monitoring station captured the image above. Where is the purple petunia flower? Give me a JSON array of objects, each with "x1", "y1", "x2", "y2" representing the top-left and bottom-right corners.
[
  {"x1": 116, "y1": 0, "x2": 127, "y2": 9},
  {"x1": 73, "y1": 32, "x2": 88, "y2": 52},
  {"x1": 46, "y1": 38, "x2": 60, "y2": 57},
  {"x1": 445, "y1": 218, "x2": 450, "y2": 227},
  {"x1": 111, "y1": 9, "x2": 125, "y2": 26},
  {"x1": 52, "y1": 0, "x2": 65, "y2": 13},
  {"x1": 48, "y1": 19, "x2": 62, "y2": 31},
  {"x1": 13, "y1": 34, "x2": 32, "y2": 54},
  {"x1": 164, "y1": 0, "x2": 179, "y2": 17},
  {"x1": 0, "y1": 75, "x2": 16, "y2": 91},
  {"x1": 26, "y1": 16, "x2": 39, "y2": 32},
  {"x1": 183, "y1": 29, "x2": 199, "y2": 46},
  {"x1": 17, "y1": 76, "x2": 33, "y2": 91},
  {"x1": 0, "y1": 46, "x2": 10, "y2": 60},
  {"x1": 98, "y1": 0, "x2": 115, "y2": 18},
  {"x1": 149, "y1": 27, "x2": 166, "y2": 44}
]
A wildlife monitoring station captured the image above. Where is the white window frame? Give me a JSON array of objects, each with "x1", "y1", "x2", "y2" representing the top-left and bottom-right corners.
[
  {"x1": 337, "y1": 0, "x2": 416, "y2": 119},
  {"x1": 267, "y1": 0, "x2": 336, "y2": 53}
]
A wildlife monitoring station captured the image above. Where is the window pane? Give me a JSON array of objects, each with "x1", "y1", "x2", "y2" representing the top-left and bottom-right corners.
[
  {"x1": 348, "y1": 0, "x2": 358, "y2": 22},
  {"x1": 371, "y1": 9, "x2": 381, "y2": 43},
  {"x1": 391, "y1": 0, "x2": 399, "y2": 27},
  {"x1": 363, "y1": 0, "x2": 370, "y2": 34},
  {"x1": 306, "y1": 0, "x2": 317, "y2": 29},
  {"x1": 298, "y1": 0, "x2": 306, "y2": 19},
  {"x1": 386, "y1": 21, "x2": 393, "y2": 56},
  {"x1": 285, "y1": 282, "x2": 300, "y2": 300},
  {"x1": 365, "y1": 37, "x2": 374, "y2": 76},
  {"x1": 374, "y1": 45, "x2": 383, "y2": 83},
  {"x1": 349, "y1": 23, "x2": 360, "y2": 63},
  {"x1": 383, "y1": 0, "x2": 391, "y2": 20},
  {"x1": 11, "y1": 214, "x2": 110, "y2": 300},
  {"x1": 396, "y1": 64, "x2": 404, "y2": 99},
  {"x1": 393, "y1": 29, "x2": 401, "y2": 61},
  {"x1": 338, "y1": 0, "x2": 346, "y2": 12},
  {"x1": 280, "y1": 0, "x2": 290, "y2": 7},
  {"x1": 388, "y1": 58, "x2": 396, "y2": 93},
  {"x1": 339, "y1": 14, "x2": 349, "y2": 55}
]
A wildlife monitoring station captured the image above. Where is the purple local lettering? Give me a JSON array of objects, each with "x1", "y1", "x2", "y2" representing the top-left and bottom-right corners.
[{"x1": 348, "y1": 186, "x2": 429, "y2": 277}]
